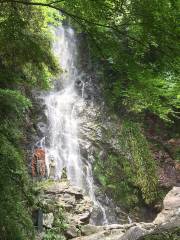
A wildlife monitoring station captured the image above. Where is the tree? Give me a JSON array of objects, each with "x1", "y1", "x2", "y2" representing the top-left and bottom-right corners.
[
  {"x1": 0, "y1": 2, "x2": 59, "y2": 239},
  {"x1": 2, "y1": 0, "x2": 179, "y2": 121}
]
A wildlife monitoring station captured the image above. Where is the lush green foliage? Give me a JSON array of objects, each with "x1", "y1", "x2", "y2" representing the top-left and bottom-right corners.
[
  {"x1": 4, "y1": 1, "x2": 178, "y2": 121},
  {"x1": 43, "y1": 231, "x2": 66, "y2": 240},
  {"x1": 60, "y1": 0, "x2": 180, "y2": 121},
  {"x1": 0, "y1": 2, "x2": 59, "y2": 239},
  {"x1": 94, "y1": 120, "x2": 158, "y2": 208},
  {"x1": 0, "y1": 134, "x2": 34, "y2": 240}
]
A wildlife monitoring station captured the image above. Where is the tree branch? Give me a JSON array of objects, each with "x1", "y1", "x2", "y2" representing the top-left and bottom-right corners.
[
  {"x1": 0, "y1": 0, "x2": 175, "y2": 61},
  {"x1": 0, "y1": 0, "x2": 125, "y2": 30},
  {"x1": 48, "y1": 0, "x2": 66, "y2": 5}
]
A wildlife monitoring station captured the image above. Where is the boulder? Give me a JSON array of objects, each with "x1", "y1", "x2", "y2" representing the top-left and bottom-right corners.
[
  {"x1": 79, "y1": 211, "x2": 91, "y2": 223},
  {"x1": 43, "y1": 213, "x2": 54, "y2": 228},
  {"x1": 81, "y1": 224, "x2": 103, "y2": 236},
  {"x1": 153, "y1": 187, "x2": 180, "y2": 228},
  {"x1": 39, "y1": 180, "x2": 92, "y2": 237},
  {"x1": 163, "y1": 186, "x2": 180, "y2": 209},
  {"x1": 66, "y1": 225, "x2": 79, "y2": 239}
]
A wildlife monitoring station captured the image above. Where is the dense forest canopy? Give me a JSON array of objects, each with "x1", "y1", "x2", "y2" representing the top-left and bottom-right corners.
[
  {"x1": 0, "y1": 0, "x2": 179, "y2": 239},
  {"x1": 62, "y1": 0, "x2": 180, "y2": 121},
  {"x1": 1, "y1": 0, "x2": 179, "y2": 120}
]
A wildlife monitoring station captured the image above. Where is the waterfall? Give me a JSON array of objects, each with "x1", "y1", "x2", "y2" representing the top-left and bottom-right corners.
[
  {"x1": 42, "y1": 26, "x2": 108, "y2": 225},
  {"x1": 44, "y1": 27, "x2": 84, "y2": 187}
]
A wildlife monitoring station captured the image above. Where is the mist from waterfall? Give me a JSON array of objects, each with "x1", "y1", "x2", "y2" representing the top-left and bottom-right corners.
[{"x1": 42, "y1": 26, "x2": 108, "y2": 225}]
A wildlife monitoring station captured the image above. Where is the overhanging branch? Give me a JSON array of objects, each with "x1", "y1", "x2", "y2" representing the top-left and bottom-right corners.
[{"x1": 0, "y1": 0, "x2": 174, "y2": 60}]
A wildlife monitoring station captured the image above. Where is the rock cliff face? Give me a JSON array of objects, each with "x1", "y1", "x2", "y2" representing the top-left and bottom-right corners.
[
  {"x1": 29, "y1": 31, "x2": 180, "y2": 227},
  {"x1": 30, "y1": 32, "x2": 180, "y2": 236},
  {"x1": 36, "y1": 181, "x2": 180, "y2": 240}
]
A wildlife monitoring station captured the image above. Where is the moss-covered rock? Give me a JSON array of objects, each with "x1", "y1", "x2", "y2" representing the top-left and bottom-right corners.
[{"x1": 35, "y1": 180, "x2": 92, "y2": 240}]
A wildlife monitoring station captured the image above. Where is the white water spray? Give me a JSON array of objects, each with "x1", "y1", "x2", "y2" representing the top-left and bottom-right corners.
[
  {"x1": 43, "y1": 26, "x2": 108, "y2": 225},
  {"x1": 44, "y1": 27, "x2": 84, "y2": 187}
]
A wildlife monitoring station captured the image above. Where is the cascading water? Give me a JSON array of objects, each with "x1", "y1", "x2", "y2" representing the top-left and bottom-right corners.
[
  {"x1": 44, "y1": 27, "x2": 85, "y2": 188},
  {"x1": 42, "y1": 26, "x2": 108, "y2": 225}
]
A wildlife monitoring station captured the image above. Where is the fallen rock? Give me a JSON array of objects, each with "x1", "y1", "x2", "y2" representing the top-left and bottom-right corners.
[
  {"x1": 163, "y1": 186, "x2": 180, "y2": 209},
  {"x1": 43, "y1": 213, "x2": 54, "y2": 228},
  {"x1": 66, "y1": 225, "x2": 79, "y2": 239},
  {"x1": 153, "y1": 186, "x2": 180, "y2": 228},
  {"x1": 81, "y1": 224, "x2": 103, "y2": 236},
  {"x1": 38, "y1": 180, "x2": 92, "y2": 238}
]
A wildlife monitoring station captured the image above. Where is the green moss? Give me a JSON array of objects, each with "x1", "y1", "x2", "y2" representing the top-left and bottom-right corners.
[
  {"x1": 53, "y1": 208, "x2": 68, "y2": 233},
  {"x1": 94, "y1": 153, "x2": 141, "y2": 208},
  {"x1": 42, "y1": 207, "x2": 68, "y2": 240},
  {"x1": 35, "y1": 179, "x2": 56, "y2": 191},
  {"x1": 0, "y1": 134, "x2": 35, "y2": 240},
  {"x1": 43, "y1": 230, "x2": 66, "y2": 240},
  {"x1": 120, "y1": 120, "x2": 158, "y2": 204},
  {"x1": 93, "y1": 119, "x2": 159, "y2": 209}
]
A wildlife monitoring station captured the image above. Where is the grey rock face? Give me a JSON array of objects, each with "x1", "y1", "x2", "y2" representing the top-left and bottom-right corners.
[{"x1": 78, "y1": 100, "x2": 124, "y2": 224}]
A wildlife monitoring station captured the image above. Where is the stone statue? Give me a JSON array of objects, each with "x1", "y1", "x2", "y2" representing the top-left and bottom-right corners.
[
  {"x1": 49, "y1": 156, "x2": 56, "y2": 179},
  {"x1": 31, "y1": 148, "x2": 46, "y2": 178},
  {"x1": 62, "y1": 167, "x2": 67, "y2": 179}
]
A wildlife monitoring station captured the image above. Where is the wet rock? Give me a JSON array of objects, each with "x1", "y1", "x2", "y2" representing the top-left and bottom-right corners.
[
  {"x1": 98, "y1": 150, "x2": 107, "y2": 161},
  {"x1": 43, "y1": 213, "x2": 54, "y2": 228},
  {"x1": 72, "y1": 229, "x2": 124, "y2": 240},
  {"x1": 63, "y1": 193, "x2": 76, "y2": 205},
  {"x1": 79, "y1": 211, "x2": 91, "y2": 223},
  {"x1": 68, "y1": 186, "x2": 83, "y2": 200},
  {"x1": 68, "y1": 210, "x2": 92, "y2": 226},
  {"x1": 37, "y1": 122, "x2": 47, "y2": 135},
  {"x1": 37, "y1": 181, "x2": 180, "y2": 240},
  {"x1": 66, "y1": 225, "x2": 79, "y2": 239},
  {"x1": 44, "y1": 181, "x2": 70, "y2": 194},
  {"x1": 43, "y1": 182, "x2": 83, "y2": 200},
  {"x1": 120, "y1": 226, "x2": 150, "y2": 240},
  {"x1": 72, "y1": 187, "x2": 180, "y2": 240},
  {"x1": 158, "y1": 166, "x2": 176, "y2": 188}
]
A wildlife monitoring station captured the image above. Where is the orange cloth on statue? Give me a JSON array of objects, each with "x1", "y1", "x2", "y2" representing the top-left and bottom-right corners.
[{"x1": 31, "y1": 148, "x2": 46, "y2": 177}]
